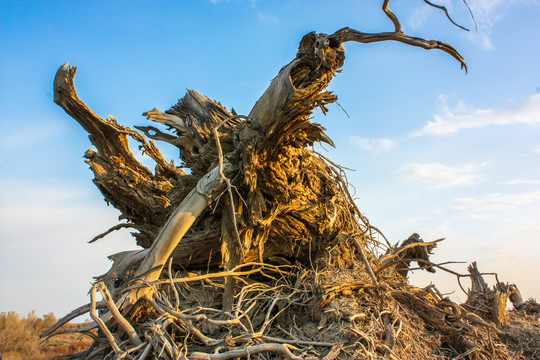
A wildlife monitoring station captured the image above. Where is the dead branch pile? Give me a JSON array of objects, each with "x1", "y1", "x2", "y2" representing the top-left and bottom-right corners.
[{"x1": 43, "y1": 2, "x2": 539, "y2": 359}]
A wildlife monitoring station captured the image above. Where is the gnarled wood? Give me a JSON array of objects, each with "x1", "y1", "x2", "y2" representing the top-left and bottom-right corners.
[
  {"x1": 54, "y1": 64, "x2": 186, "y2": 247},
  {"x1": 49, "y1": 4, "x2": 540, "y2": 359}
]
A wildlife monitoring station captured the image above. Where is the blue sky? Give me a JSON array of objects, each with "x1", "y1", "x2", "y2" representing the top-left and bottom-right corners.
[{"x1": 1, "y1": 0, "x2": 539, "y2": 317}]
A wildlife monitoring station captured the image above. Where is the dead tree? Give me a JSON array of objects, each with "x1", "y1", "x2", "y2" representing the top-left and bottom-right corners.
[
  {"x1": 43, "y1": 2, "x2": 540, "y2": 360},
  {"x1": 53, "y1": 1, "x2": 465, "y2": 300}
]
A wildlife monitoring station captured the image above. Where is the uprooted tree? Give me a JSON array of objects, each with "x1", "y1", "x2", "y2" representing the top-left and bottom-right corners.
[{"x1": 43, "y1": 2, "x2": 539, "y2": 359}]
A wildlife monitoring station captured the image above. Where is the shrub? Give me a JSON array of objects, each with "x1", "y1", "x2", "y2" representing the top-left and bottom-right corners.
[{"x1": 0, "y1": 311, "x2": 89, "y2": 360}]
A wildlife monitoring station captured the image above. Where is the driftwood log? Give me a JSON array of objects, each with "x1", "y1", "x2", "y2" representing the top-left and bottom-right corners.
[{"x1": 44, "y1": 2, "x2": 540, "y2": 359}]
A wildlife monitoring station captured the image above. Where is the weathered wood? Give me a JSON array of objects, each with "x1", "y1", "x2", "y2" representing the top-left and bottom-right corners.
[
  {"x1": 465, "y1": 262, "x2": 512, "y2": 328},
  {"x1": 95, "y1": 282, "x2": 142, "y2": 346},
  {"x1": 379, "y1": 234, "x2": 441, "y2": 277},
  {"x1": 54, "y1": 64, "x2": 186, "y2": 247},
  {"x1": 190, "y1": 343, "x2": 304, "y2": 360},
  {"x1": 89, "y1": 286, "x2": 124, "y2": 356},
  {"x1": 492, "y1": 290, "x2": 508, "y2": 327},
  {"x1": 143, "y1": 90, "x2": 241, "y2": 178},
  {"x1": 122, "y1": 163, "x2": 235, "y2": 306},
  {"x1": 329, "y1": 27, "x2": 466, "y2": 71},
  {"x1": 220, "y1": 203, "x2": 241, "y2": 311}
]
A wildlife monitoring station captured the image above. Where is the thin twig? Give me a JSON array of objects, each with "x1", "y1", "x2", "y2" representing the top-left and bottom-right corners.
[
  {"x1": 351, "y1": 237, "x2": 378, "y2": 286},
  {"x1": 123, "y1": 263, "x2": 295, "y2": 291},
  {"x1": 89, "y1": 223, "x2": 136, "y2": 243},
  {"x1": 261, "y1": 335, "x2": 337, "y2": 348},
  {"x1": 213, "y1": 115, "x2": 249, "y2": 260},
  {"x1": 423, "y1": 0, "x2": 469, "y2": 31},
  {"x1": 402, "y1": 260, "x2": 465, "y2": 272},
  {"x1": 143, "y1": 295, "x2": 221, "y2": 346},
  {"x1": 452, "y1": 346, "x2": 480, "y2": 360},
  {"x1": 461, "y1": 0, "x2": 478, "y2": 31}
]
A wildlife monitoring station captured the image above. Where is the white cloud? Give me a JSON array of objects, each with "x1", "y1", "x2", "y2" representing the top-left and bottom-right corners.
[
  {"x1": 411, "y1": 94, "x2": 540, "y2": 136},
  {"x1": 396, "y1": 162, "x2": 487, "y2": 188},
  {"x1": 452, "y1": 191, "x2": 540, "y2": 212},
  {"x1": 533, "y1": 145, "x2": 540, "y2": 153},
  {"x1": 502, "y1": 179, "x2": 540, "y2": 185},
  {"x1": 350, "y1": 137, "x2": 396, "y2": 153}
]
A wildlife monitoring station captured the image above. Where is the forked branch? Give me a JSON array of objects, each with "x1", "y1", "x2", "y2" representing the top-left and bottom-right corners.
[{"x1": 331, "y1": 0, "x2": 470, "y2": 72}]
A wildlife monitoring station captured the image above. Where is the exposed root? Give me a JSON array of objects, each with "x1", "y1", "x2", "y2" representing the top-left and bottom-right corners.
[{"x1": 51, "y1": 258, "x2": 538, "y2": 360}]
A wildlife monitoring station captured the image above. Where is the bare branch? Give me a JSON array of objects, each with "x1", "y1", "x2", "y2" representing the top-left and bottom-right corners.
[
  {"x1": 423, "y1": 0, "x2": 469, "y2": 31},
  {"x1": 382, "y1": 0, "x2": 402, "y2": 33},
  {"x1": 460, "y1": 0, "x2": 478, "y2": 31},
  {"x1": 41, "y1": 301, "x2": 105, "y2": 338},
  {"x1": 351, "y1": 237, "x2": 378, "y2": 286},
  {"x1": 96, "y1": 281, "x2": 142, "y2": 346},
  {"x1": 89, "y1": 223, "x2": 137, "y2": 244},
  {"x1": 378, "y1": 238, "x2": 444, "y2": 264},
  {"x1": 190, "y1": 343, "x2": 303, "y2": 360},
  {"x1": 330, "y1": 28, "x2": 467, "y2": 72},
  {"x1": 89, "y1": 285, "x2": 126, "y2": 357}
]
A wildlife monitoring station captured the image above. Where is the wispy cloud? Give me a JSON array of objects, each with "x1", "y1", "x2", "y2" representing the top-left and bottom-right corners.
[
  {"x1": 350, "y1": 137, "x2": 396, "y2": 153},
  {"x1": 465, "y1": 0, "x2": 540, "y2": 51},
  {"x1": 408, "y1": 0, "x2": 534, "y2": 51},
  {"x1": 451, "y1": 191, "x2": 540, "y2": 212},
  {"x1": 408, "y1": 0, "x2": 463, "y2": 31},
  {"x1": 533, "y1": 145, "x2": 540, "y2": 154},
  {"x1": 396, "y1": 162, "x2": 487, "y2": 188},
  {"x1": 407, "y1": 5, "x2": 431, "y2": 31},
  {"x1": 0, "y1": 121, "x2": 67, "y2": 150},
  {"x1": 502, "y1": 179, "x2": 540, "y2": 185},
  {"x1": 465, "y1": 0, "x2": 508, "y2": 50},
  {"x1": 411, "y1": 94, "x2": 540, "y2": 136},
  {"x1": 257, "y1": 11, "x2": 280, "y2": 25}
]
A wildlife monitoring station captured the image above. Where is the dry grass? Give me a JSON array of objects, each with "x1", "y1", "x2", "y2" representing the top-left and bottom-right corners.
[{"x1": 0, "y1": 311, "x2": 91, "y2": 360}]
